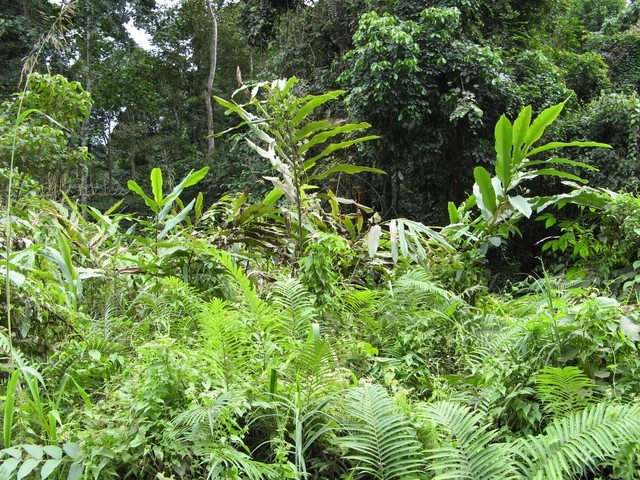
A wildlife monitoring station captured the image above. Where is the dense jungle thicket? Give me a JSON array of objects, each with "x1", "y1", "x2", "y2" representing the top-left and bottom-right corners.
[{"x1": 2, "y1": 0, "x2": 640, "y2": 478}]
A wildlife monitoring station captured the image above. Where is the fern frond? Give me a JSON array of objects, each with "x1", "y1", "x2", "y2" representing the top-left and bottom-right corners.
[
  {"x1": 290, "y1": 338, "x2": 339, "y2": 401},
  {"x1": 270, "y1": 278, "x2": 317, "y2": 340},
  {"x1": 338, "y1": 384, "x2": 426, "y2": 480},
  {"x1": 534, "y1": 366, "x2": 597, "y2": 417},
  {"x1": 516, "y1": 402, "x2": 640, "y2": 480},
  {"x1": 394, "y1": 269, "x2": 454, "y2": 304},
  {"x1": 202, "y1": 444, "x2": 280, "y2": 480},
  {"x1": 213, "y1": 250, "x2": 281, "y2": 338},
  {"x1": 418, "y1": 401, "x2": 517, "y2": 480},
  {"x1": 338, "y1": 288, "x2": 381, "y2": 316},
  {"x1": 198, "y1": 298, "x2": 256, "y2": 389},
  {"x1": 173, "y1": 390, "x2": 247, "y2": 439}
]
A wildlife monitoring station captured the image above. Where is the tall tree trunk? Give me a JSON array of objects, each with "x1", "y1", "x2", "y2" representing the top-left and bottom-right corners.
[
  {"x1": 79, "y1": 0, "x2": 93, "y2": 209},
  {"x1": 205, "y1": 0, "x2": 218, "y2": 153},
  {"x1": 107, "y1": 117, "x2": 113, "y2": 193}
]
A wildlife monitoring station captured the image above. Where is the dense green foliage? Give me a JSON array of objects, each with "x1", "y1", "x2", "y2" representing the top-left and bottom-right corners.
[{"x1": 1, "y1": 0, "x2": 640, "y2": 478}]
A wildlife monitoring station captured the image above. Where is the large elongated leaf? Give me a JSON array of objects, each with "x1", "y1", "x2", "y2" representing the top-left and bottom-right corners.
[
  {"x1": 494, "y1": 115, "x2": 513, "y2": 187},
  {"x1": 526, "y1": 140, "x2": 611, "y2": 158},
  {"x1": 473, "y1": 166, "x2": 497, "y2": 214},
  {"x1": 127, "y1": 180, "x2": 158, "y2": 213},
  {"x1": 303, "y1": 135, "x2": 380, "y2": 166},
  {"x1": 291, "y1": 90, "x2": 345, "y2": 128},
  {"x1": 158, "y1": 198, "x2": 196, "y2": 240},
  {"x1": 151, "y1": 168, "x2": 163, "y2": 205},
  {"x1": 523, "y1": 102, "x2": 565, "y2": 151},
  {"x1": 298, "y1": 122, "x2": 371, "y2": 155},
  {"x1": 512, "y1": 105, "x2": 532, "y2": 165},
  {"x1": 307, "y1": 164, "x2": 385, "y2": 181},
  {"x1": 292, "y1": 119, "x2": 334, "y2": 143}
]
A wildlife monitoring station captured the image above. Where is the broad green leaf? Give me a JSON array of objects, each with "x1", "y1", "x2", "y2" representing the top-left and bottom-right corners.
[
  {"x1": 473, "y1": 167, "x2": 497, "y2": 214},
  {"x1": 291, "y1": 90, "x2": 345, "y2": 128},
  {"x1": 40, "y1": 459, "x2": 62, "y2": 479},
  {"x1": 307, "y1": 165, "x2": 385, "y2": 181},
  {"x1": 179, "y1": 167, "x2": 209, "y2": 189},
  {"x1": 509, "y1": 195, "x2": 532, "y2": 218},
  {"x1": 62, "y1": 443, "x2": 80, "y2": 460},
  {"x1": 0, "y1": 458, "x2": 20, "y2": 477},
  {"x1": 292, "y1": 119, "x2": 334, "y2": 143},
  {"x1": 534, "y1": 168, "x2": 587, "y2": 183},
  {"x1": 213, "y1": 95, "x2": 241, "y2": 113},
  {"x1": 17, "y1": 458, "x2": 39, "y2": 480},
  {"x1": 494, "y1": 115, "x2": 513, "y2": 187},
  {"x1": 298, "y1": 122, "x2": 371, "y2": 155},
  {"x1": 263, "y1": 186, "x2": 288, "y2": 205},
  {"x1": 159, "y1": 198, "x2": 195, "y2": 240},
  {"x1": 367, "y1": 225, "x2": 382, "y2": 257},
  {"x1": 523, "y1": 102, "x2": 565, "y2": 151},
  {"x1": 43, "y1": 446, "x2": 62, "y2": 460},
  {"x1": 524, "y1": 157, "x2": 597, "y2": 170},
  {"x1": 447, "y1": 202, "x2": 461, "y2": 223},
  {"x1": 4, "y1": 370, "x2": 20, "y2": 448},
  {"x1": 512, "y1": 105, "x2": 532, "y2": 165},
  {"x1": 68, "y1": 463, "x2": 84, "y2": 480},
  {"x1": 304, "y1": 135, "x2": 380, "y2": 165},
  {"x1": 150, "y1": 168, "x2": 163, "y2": 204},
  {"x1": 23, "y1": 445, "x2": 44, "y2": 460},
  {"x1": 127, "y1": 180, "x2": 158, "y2": 213},
  {"x1": 526, "y1": 140, "x2": 611, "y2": 158}
]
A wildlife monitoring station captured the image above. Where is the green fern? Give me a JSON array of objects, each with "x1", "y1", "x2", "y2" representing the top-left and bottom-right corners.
[
  {"x1": 270, "y1": 278, "x2": 317, "y2": 340},
  {"x1": 534, "y1": 366, "x2": 597, "y2": 417},
  {"x1": 173, "y1": 390, "x2": 247, "y2": 440},
  {"x1": 393, "y1": 269, "x2": 454, "y2": 305},
  {"x1": 418, "y1": 401, "x2": 517, "y2": 480},
  {"x1": 202, "y1": 443, "x2": 280, "y2": 479},
  {"x1": 337, "y1": 384, "x2": 426, "y2": 480},
  {"x1": 516, "y1": 402, "x2": 640, "y2": 480},
  {"x1": 198, "y1": 298, "x2": 257, "y2": 390}
]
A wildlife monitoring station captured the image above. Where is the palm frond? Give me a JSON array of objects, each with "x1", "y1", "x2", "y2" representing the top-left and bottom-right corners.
[
  {"x1": 418, "y1": 401, "x2": 517, "y2": 480},
  {"x1": 534, "y1": 366, "x2": 598, "y2": 417},
  {"x1": 516, "y1": 402, "x2": 640, "y2": 480},
  {"x1": 337, "y1": 384, "x2": 426, "y2": 480}
]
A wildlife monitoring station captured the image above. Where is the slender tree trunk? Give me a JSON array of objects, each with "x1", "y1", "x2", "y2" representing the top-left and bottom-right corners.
[
  {"x1": 205, "y1": 0, "x2": 218, "y2": 153},
  {"x1": 249, "y1": 46, "x2": 254, "y2": 79},
  {"x1": 79, "y1": 0, "x2": 93, "y2": 209},
  {"x1": 107, "y1": 118, "x2": 113, "y2": 193}
]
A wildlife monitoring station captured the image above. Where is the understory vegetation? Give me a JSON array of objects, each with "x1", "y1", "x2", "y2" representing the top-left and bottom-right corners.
[{"x1": 1, "y1": 75, "x2": 640, "y2": 479}]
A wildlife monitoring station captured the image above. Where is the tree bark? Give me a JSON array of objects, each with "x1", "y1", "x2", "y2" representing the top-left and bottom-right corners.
[
  {"x1": 205, "y1": 0, "x2": 218, "y2": 152},
  {"x1": 79, "y1": 0, "x2": 94, "y2": 209}
]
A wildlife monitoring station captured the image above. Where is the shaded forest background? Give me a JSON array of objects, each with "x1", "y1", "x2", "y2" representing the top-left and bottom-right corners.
[{"x1": 3, "y1": 0, "x2": 640, "y2": 230}]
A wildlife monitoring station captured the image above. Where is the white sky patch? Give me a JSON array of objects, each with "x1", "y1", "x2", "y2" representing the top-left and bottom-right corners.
[{"x1": 125, "y1": 20, "x2": 154, "y2": 50}]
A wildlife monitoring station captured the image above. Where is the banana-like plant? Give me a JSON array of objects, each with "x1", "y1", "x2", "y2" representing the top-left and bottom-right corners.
[
  {"x1": 469, "y1": 103, "x2": 601, "y2": 229},
  {"x1": 215, "y1": 77, "x2": 383, "y2": 257},
  {"x1": 469, "y1": 100, "x2": 610, "y2": 225}
]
